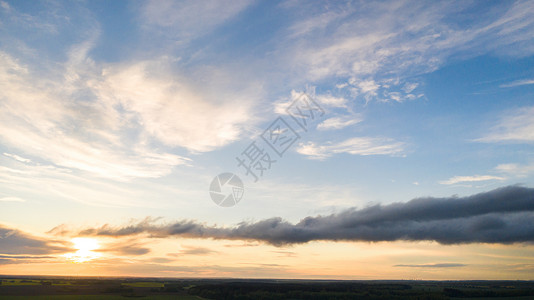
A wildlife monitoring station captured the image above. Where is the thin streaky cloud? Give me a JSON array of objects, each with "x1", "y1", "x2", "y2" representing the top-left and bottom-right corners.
[
  {"x1": 496, "y1": 163, "x2": 534, "y2": 178},
  {"x1": 317, "y1": 116, "x2": 362, "y2": 131},
  {"x1": 394, "y1": 263, "x2": 467, "y2": 268},
  {"x1": 499, "y1": 79, "x2": 534, "y2": 88},
  {"x1": 296, "y1": 137, "x2": 405, "y2": 160},
  {"x1": 140, "y1": 0, "x2": 253, "y2": 41},
  {"x1": 0, "y1": 197, "x2": 25, "y2": 202},
  {"x1": 476, "y1": 106, "x2": 534, "y2": 143},
  {"x1": 439, "y1": 175, "x2": 506, "y2": 185},
  {"x1": 3, "y1": 153, "x2": 31, "y2": 163}
]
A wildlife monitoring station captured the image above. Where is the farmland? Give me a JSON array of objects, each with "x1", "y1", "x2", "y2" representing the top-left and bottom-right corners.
[{"x1": 1, "y1": 276, "x2": 534, "y2": 299}]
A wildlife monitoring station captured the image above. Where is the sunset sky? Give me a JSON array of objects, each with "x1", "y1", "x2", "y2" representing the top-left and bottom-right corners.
[{"x1": 1, "y1": 0, "x2": 534, "y2": 279}]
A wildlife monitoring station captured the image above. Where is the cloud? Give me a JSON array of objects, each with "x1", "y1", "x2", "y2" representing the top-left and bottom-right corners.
[
  {"x1": 69, "y1": 185, "x2": 534, "y2": 246},
  {"x1": 170, "y1": 246, "x2": 218, "y2": 256},
  {"x1": 140, "y1": 0, "x2": 252, "y2": 41},
  {"x1": 97, "y1": 240, "x2": 151, "y2": 256},
  {"x1": 476, "y1": 106, "x2": 534, "y2": 143},
  {"x1": 315, "y1": 95, "x2": 348, "y2": 108},
  {"x1": 3, "y1": 153, "x2": 31, "y2": 163},
  {"x1": 0, "y1": 1, "x2": 10, "y2": 10},
  {"x1": 272, "y1": 250, "x2": 297, "y2": 258},
  {"x1": 0, "y1": 42, "x2": 262, "y2": 180},
  {"x1": 394, "y1": 263, "x2": 467, "y2": 268},
  {"x1": 285, "y1": 1, "x2": 534, "y2": 102},
  {"x1": 296, "y1": 137, "x2": 405, "y2": 159},
  {"x1": 0, "y1": 254, "x2": 56, "y2": 265},
  {"x1": 0, "y1": 225, "x2": 71, "y2": 255},
  {"x1": 439, "y1": 175, "x2": 506, "y2": 185},
  {"x1": 496, "y1": 163, "x2": 534, "y2": 178},
  {"x1": 0, "y1": 197, "x2": 25, "y2": 202},
  {"x1": 317, "y1": 116, "x2": 362, "y2": 130},
  {"x1": 0, "y1": 50, "x2": 192, "y2": 181},
  {"x1": 273, "y1": 89, "x2": 325, "y2": 116},
  {"x1": 95, "y1": 59, "x2": 259, "y2": 152},
  {"x1": 500, "y1": 78, "x2": 534, "y2": 88}
]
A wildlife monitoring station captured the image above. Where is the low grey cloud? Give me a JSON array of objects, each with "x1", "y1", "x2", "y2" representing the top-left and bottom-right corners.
[
  {"x1": 0, "y1": 225, "x2": 71, "y2": 255},
  {"x1": 0, "y1": 254, "x2": 56, "y2": 265},
  {"x1": 169, "y1": 246, "x2": 218, "y2": 256},
  {"x1": 98, "y1": 244, "x2": 151, "y2": 256},
  {"x1": 66, "y1": 185, "x2": 534, "y2": 246}
]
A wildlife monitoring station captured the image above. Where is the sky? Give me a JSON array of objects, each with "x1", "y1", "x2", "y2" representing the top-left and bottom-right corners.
[{"x1": 1, "y1": 0, "x2": 534, "y2": 280}]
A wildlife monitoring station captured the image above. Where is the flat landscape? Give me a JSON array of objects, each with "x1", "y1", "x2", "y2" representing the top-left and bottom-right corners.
[
  {"x1": 1, "y1": 276, "x2": 534, "y2": 299},
  {"x1": 1, "y1": 1, "x2": 533, "y2": 297}
]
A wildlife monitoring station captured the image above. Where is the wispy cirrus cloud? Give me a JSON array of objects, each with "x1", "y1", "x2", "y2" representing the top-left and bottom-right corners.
[
  {"x1": 317, "y1": 116, "x2": 362, "y2": 130},
  {"x1": 3, "y1": 153, "x2": 31, "y2": 163},
  {"x1": 0, "y1": 196, "x2": 25, "y2": 202},
  {"x1": 296, "y1": 137, "x2": 405, "y2": 160},
  {"x1": 500, "y1": 78, "x2": 534, "y2": 88},
  {"x1": 0, "y1": 50, "x2": 191, "y2": 181},
  {"x1": 496, "y1": 163, "x2": 534, "y2": 178},
  {"x1": 476, "y1": 106, "x2": 534, "y2": 143},
  {"x1": 283, "y1": 1, "x2": 534, "y2": 103},
  {"x1": 94, "y1": 59, "x2": 260, "y2": 153},
  {"x1": 0, "y1": 43, "x2": 263, "y2": 180},
  {"x1": 140, "y1": 0, "x2": 253, "y2": 41}
]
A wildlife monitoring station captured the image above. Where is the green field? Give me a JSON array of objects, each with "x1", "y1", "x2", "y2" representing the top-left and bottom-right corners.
[
  {"x1": 1, "y1": 279, "x2": 42, "y2": 286},
  {"x1": 121, "y1": 282, "x2": 165, "y2": 288},
  {"x1": 1, "y1": 277, "x2": 534, "y2": 299}
]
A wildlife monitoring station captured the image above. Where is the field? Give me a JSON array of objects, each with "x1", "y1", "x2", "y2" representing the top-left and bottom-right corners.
[{"x1": 1, "y1": 276, "x2": 534, "y2": 299}]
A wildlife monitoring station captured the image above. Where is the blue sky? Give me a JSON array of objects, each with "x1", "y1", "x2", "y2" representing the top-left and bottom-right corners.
[{"x1": 1, "y1": 0, "x2": 534, "y2": 279}]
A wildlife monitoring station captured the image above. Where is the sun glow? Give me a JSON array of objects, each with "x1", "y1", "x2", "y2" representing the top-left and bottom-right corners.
[{"x1": 64, "y1": 238, "x2": 101, "y2": 263}]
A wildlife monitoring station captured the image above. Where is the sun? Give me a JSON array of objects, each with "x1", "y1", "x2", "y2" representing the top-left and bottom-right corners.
[{"x1": 64, "y1": 238, "x2": 101, "y2": 263}]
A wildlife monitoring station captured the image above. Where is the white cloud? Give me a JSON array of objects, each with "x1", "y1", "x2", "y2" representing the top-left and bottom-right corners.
[
  {"x1": 0, "y1": 51, "x2": 193, "y2": 181},
  {"x1": 274, "y1": 89, "x2": 322, "y2": 115},
  {"x1": 3, "y1": 153, "x2": 31, "y2": 163},
  {"x1": 500, "y1": 79, "x2": 534, "y2": 88},
  {"x1": 495, "y1": 163, "x2": 534, "y2": 178},
  {"x1": 439, "y1": 175, "x2": 506, "y2": 185},
  {"x1": 288, "y1": 9, "x2": 350, "y2": 38},
  {"x1": 357, "y1": 80, "x2": 380, "y2": 95},
  {"x1": 315, "y1": 94, "x2": 348, "y2": 108},
  {"x1": 141, "y1": 0, "x2": 252, "y2": 40},
  {"x1": 0, "y1": 196, "x2": 25, "y2": 202},
  {"x1": 296, "y1": 137, "x2": 405, "y2": 160},
  {"x1": 402, "y1": 82, "x2": 419, "y2": 93},
  {"x1": 284, "y1": 1, "x2": 534, "y2": 102},
  {"x1": 476, "y1": 106, "x2": 534, "y2": 143},
  {"x1": 0, "y1": 44, "x2": 265, "y2": 180},
  {"x1": 94, "y1": 59, "x2": 259, "y2": 153},
  {"x1": 317, "y1": 116, "x2": 361, "y2": 130},
  {"x1": 0, "y1": 1, "x2": 10, "y2": 10}
]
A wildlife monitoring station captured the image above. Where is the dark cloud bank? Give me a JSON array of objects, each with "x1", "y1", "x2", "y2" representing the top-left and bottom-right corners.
[
  {"x1": 66, "y1": 185, "x2": 534, "y2": 246},
  {"x1": 0, "y1": 226, "x2": 71, "y2": 256}
]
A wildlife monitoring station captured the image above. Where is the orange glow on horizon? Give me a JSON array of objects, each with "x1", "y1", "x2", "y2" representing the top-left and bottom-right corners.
[{"x1": 63, "y1": 237, "x2": 101, "y2": 263}]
